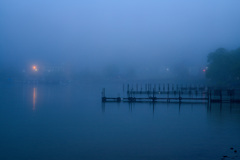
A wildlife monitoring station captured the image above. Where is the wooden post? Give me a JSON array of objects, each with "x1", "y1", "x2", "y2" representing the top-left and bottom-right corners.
[
  {"x1": 102, "y1": 88, "x2": 105, "y2": 97},
  {"x1": 179, "y1": 91, "x2": 182, "y2": 103},
  {"x1": 102, "y1": 88, "x2": 106, "y2": 102},
  {"x1": 167, "y1": 84, "x2": 169, "y2": 99},
  {"x1": 153, "y1": 88, "x2": 155, "y2": 102},
  {"x1": 220, "y1": 90, "x2": 222, "y2": 103},
  {"x1": 209, "y1": 89, "x2": 212, "y2": 104}
]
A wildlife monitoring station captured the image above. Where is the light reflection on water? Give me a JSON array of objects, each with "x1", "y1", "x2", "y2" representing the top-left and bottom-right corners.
[
  {"x1": 0, "y1": 84, "x2": 239, "y2": 160},
  {"x1": 33, "y1": 87, "x2": 37, "y2": 111}
]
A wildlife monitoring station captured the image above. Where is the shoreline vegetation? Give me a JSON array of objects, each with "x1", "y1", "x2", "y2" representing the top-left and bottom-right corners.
[
  {"x1": 0, "y1": 47, "x2": 239, "y2": 88},
  {"x1": 206, "y1": 47, "x2": 240, "y2": 88}
]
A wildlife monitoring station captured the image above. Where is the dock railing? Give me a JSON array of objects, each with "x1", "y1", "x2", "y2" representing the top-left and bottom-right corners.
[{"x1": 102, "y1": 84, "x2": 240, "y2": 103}]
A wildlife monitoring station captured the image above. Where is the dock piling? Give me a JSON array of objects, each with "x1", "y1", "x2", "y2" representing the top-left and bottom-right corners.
[{"x1": 101, "y1": 84, "x2": 240, "y2": 103}]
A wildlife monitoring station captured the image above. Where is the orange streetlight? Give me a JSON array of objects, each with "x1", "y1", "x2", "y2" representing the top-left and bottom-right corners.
[{"x1": 32, "y1": 65, "x2": 38, "y2": 71}]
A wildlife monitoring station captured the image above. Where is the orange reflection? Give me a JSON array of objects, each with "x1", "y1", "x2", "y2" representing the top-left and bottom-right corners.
[{"x1": 33, "y1": 88, "x2": 37, "y2": 110}]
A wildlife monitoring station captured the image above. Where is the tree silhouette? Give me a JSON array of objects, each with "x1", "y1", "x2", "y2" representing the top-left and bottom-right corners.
[{"x1": 206, "y1": 47, "x2": 240, "y2": 86}]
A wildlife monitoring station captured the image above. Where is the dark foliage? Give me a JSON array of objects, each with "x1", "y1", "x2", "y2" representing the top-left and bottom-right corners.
[{"x1": 206, "y1": 47, "x2": 240, "y2": 87}]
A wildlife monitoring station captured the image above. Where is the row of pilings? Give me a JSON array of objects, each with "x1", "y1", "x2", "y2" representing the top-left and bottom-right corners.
[
  {"x1": 102, "y1": 84, "x2": 240, "y2": 103},
  {"x1": 123, "y1": 83, "x2": 207, "y2": 93}
]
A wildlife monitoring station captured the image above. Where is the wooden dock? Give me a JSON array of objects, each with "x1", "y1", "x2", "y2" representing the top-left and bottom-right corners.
[{"x1": 102, "y1": 84, "x2": 240, "y2": 103}]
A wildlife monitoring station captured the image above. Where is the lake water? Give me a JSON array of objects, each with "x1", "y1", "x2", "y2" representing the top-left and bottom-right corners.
[{"x1": 0, "y1": 83, "x2": 240, "y2": 160}]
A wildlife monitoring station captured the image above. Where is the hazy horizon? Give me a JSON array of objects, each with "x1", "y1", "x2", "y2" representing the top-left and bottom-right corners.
[{"x1": 1, "y1": 0, "x2": 240, "y2": 79}]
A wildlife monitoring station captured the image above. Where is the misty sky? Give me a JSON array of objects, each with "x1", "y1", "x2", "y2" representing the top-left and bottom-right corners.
[{"x1": 1, "y1": 0, "x2": 240, "y2": 72}]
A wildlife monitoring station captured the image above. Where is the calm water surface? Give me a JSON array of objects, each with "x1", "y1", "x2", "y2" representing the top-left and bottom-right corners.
[{"x1": 0, "y1": 83, "x2": 240, "y2": 160}]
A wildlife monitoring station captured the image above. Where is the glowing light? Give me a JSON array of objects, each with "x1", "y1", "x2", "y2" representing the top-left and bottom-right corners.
[
  {"x1": 32, "y1": 65, "x2": 38, "y2": 71},
  {"x1": 203, "y1": 69, "x2": 206, "y2": 72},
  {"x1": 33, "y1": 88, "x2": 36, "y2": 110}
]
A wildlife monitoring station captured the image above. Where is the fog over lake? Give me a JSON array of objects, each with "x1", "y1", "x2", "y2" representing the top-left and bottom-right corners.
[
  {"x1": 1, "y1": 0, "x2": 240, "y2": 80},
  {"x1": 0, "y1": 1, "x2": 240, "y2": 160}
]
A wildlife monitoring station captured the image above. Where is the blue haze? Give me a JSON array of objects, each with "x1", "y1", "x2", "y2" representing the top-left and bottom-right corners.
[{"x1": 0, "y1": 0, "x2": 240, "y2": 75}]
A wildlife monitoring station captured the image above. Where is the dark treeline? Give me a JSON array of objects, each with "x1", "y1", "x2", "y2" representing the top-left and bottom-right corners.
[{"x1": 206, "y1": 47, "x2": 240, "y2": 87}]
